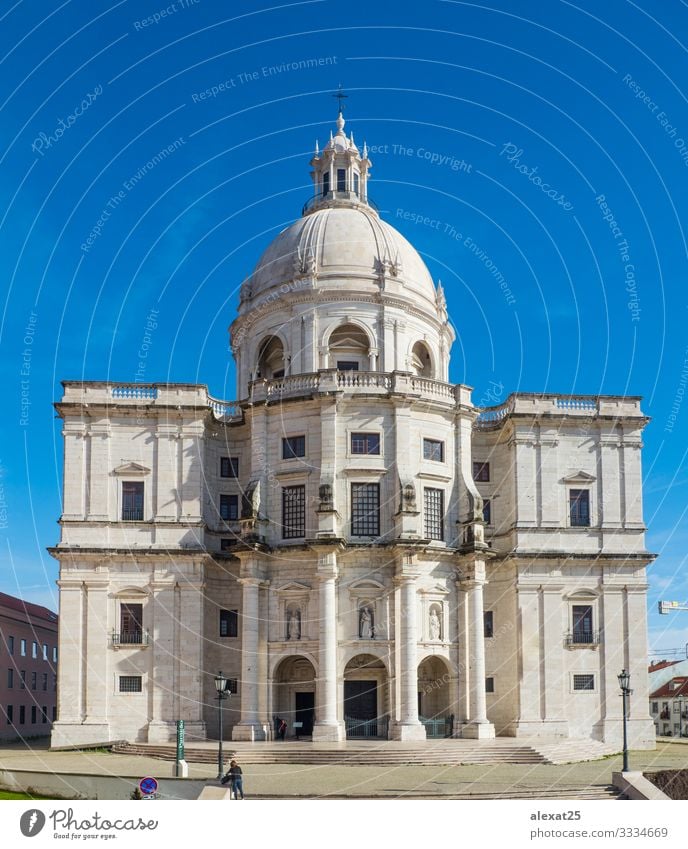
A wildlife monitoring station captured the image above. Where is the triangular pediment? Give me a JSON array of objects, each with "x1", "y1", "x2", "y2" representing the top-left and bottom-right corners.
[
  {"x1": 275, "y1": 581, "x2": 311, "y2": 593},
  {"x1": 420, "y1": 583, "x2": 451, "y2": 596},
  {"x1": 348, "y1": 579, "x2": 385, "y2": 591},
  {"x1": 112, "y1": 462, "x2": 151, "y2": 476},
  {"x1": 561, "y1": 470, "x2": 596, "y2": 483}
]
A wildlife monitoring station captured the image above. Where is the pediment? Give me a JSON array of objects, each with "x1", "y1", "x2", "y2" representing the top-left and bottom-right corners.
[
  {"x1": 112, "y1": 462, "x2": 151, "y2": 476},
  {"x1": 348, "y1": 579, "x2": 386, "y2": 592},
  {"x1": 274, "y1": 581, "x2": 311, "y2": 594},
  {"x1": 561, "y1": 470, "x2": 596, "y2": 483},
  {"x1": 420, "y1": 584, "x2": 451, "y2": 596}
]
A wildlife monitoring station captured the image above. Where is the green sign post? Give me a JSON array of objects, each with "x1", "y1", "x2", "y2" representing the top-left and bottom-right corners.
[{"x1": 176, "y1": 719, "x2": 185, "y2": 762}]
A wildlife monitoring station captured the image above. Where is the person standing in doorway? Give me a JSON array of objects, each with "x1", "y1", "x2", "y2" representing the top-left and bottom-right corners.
[
  {"x1": 228, "y1": 759, "x2": 244, "y2": 800},
  {"x1": 278, "y1": 717, "x2": 287, "y2": 740}
]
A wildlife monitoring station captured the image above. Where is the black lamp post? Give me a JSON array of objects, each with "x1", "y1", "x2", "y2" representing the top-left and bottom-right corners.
[
  {"x1": 214, "y1": 671, "x2": 230, "y2": 780},
  {"x1": 618, "y1": 669, "x2": 632, "y2": 773}
]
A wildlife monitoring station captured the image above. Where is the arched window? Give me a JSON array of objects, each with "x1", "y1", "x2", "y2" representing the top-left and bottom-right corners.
[
  {"x1": 328, "y1": 323, "x2": 370, "y2": 371},
  {"x1": 410, "y1": 341, "x2": 433, "y2": 378},
  {"x1": 322, "y1": 172, "x2": 330, "y2": 196},
  {"x1": 256, "y1": 335, "x2": 285, "y2": 379}
]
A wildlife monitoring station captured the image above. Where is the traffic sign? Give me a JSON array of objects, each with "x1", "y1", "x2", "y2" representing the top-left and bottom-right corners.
[{"x1": 139, "y1": 776, "x2": 158, "y2": 796}]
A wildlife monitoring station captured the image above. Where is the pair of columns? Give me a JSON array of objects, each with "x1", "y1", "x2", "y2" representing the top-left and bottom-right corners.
[{"x1": 232, "y1": 549, "x2": 495, "y2": 742}]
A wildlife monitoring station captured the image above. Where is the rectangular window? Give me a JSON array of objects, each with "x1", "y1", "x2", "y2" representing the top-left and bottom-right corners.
[
  {"x1": 42, "y1": 644, "x2": 47, "y2": 660},
  {"x1": 351, "y1": 483, "x2": 380, "y2": 537},
  {"x1": 32, "y1": 641, "x2": 37, "y2": 659},
  {"x1": 8, "y1": 636, "x2": 14, "y2": 655},
  {"x1": 42, "y1": 707, "x2": 47, "y2": 724},
  {"x1": 120, "y1": 603, "x2": 143, "y2": 643},
  {"x1": 226, "y1": 678, "x2": 238, "y2": 695},
  {"x1": 482, "y1": 498, "x2": 491, "y2": 525},
  {"x1": 42, "y1": 673, "x2": 48, "y2": 691},
  {"x1": 351, "y1": 432, "x2": 380, "y2": 455},
  {"x1": 573, "y1": 674, "x2": 595, "y2": 691},
  {"x1": 20, "y1": 670, "x2": 25, "y2": 689},
  {"x1": 219, "y1": 494, "x2": 239, "y2": 521},
  {"x1": 31, "y1": 671, "x2": 36, "y2": 690},
  {"x1": 322, "y1": 172, "x2": 330, "y2": 195},
  {"x1": 219, "y1": 610, "x2": 238, "y2": 638},
  {"x1": 675, "y1": 723, "x2": 680, "y2": 735},
  {"x1": 485, "y1": 677, "x2": 495, "y2": 693},
  {"x1": 52, "y1": 706, "x2": 57, "y2": 721},
  {"x1": 52, "y1": 647, "x2": 57, "y2": 663},
  {"x1": 473, "y1": 461, "x2": 490, "y2": 482},
  {"x1": 19, "y1": 705, "x2": 25, "y2": 725},
  {"x1": 220, "y1": 457, "x2": 239, "y2": 478},
  {"x1": 353, "y1": 172, "x2": 360, "y2": 195},
  {"x1": 424, "y1": 488, "x2": 444, "y2": 541},
  {"x1": 7, "y1": 668, "x2": 13, "y2": 688},
  {"x1": 337, "y1": 168, "x2": 346, "y2": 191},
  {"x1": 282, "y1": 435, "x2": 306, "y2": 459},
  {"x1": 423, "y1": 438, "x2": 444, "y2": 462},
  {"x1": 6, "y1": 705, "x2": 12, "y2": 725},
  {"x1": 119, "y1": 676, "x2": 142, "y2": 693},
  {"x1": 122, "y1": 481, "x2": 144, "y2": 521},
  {"x1": 20, "y1": 639, "x2": 26, "y2": 656},
  {"x1": 570, "y1": 489, "x2": 590, "y2": 527},
  {"x1": 674, "y1": 702, "x2": 681, "y2": 713},
  {"x1": 31, "y1": 705, "x2": 36, "y2": 724},
  {"x1": 337, "y1": 360, "x2": 359, "y2": 371},
  {"x1": 282, "y1": 485, "x2": 306, "y2": 539},
  {"x1": 572, "y1": 605, "x2": 594, "y2": 643},
  {"x1": 484, "y1": 611, "x2": 494, "y2": 639},
  {"x1": 651, "y1": 701, "x2": 658, "y2": 713}
]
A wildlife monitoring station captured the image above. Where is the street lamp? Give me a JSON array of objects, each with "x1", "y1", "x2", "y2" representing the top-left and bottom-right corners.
[
  {"x1": 618, "y1": 669, "x2": 633, "y2": 773},
  {"x1": 214, "y1": 671, "x2": 231, "y2": 780},
  {"x1": 678, "y1": 695, "x2": 685, "y2": 740}
]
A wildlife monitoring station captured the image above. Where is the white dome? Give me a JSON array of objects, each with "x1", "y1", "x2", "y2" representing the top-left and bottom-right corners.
[{"x1": 244, "y1": 205, "x2": 438, "y2": 306}]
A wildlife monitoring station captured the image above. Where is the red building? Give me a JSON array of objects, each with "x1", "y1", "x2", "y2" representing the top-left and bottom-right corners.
[{"x1": 0, "y1": 592, "x2": 58, "y2": 741}]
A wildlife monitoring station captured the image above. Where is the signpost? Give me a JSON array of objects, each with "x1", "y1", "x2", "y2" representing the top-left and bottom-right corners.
[
  {"x1": 659, "y1": 600, "x2": 688, "y2": 614},
  {"x1": 175, "y1": 719, "x2": 188, "y2": 778}
]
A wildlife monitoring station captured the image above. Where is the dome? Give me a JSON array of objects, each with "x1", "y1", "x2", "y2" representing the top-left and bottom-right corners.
[{"x1": 244, "y1": 204, "x2": 438, "y2": 306}]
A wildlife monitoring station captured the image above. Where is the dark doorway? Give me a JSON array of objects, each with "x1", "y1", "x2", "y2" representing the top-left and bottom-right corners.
[
  {"x1": 344, "y1": 680, "x2": 378, "y2": 737},
  {"x1": 294, "y1": 691, "x2": 315, "y2": 736}
]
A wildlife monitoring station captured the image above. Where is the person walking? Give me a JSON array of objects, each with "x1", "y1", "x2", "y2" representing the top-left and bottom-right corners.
[{"x1": 228, "y1": 759, "x2": 244, "y2": 800}]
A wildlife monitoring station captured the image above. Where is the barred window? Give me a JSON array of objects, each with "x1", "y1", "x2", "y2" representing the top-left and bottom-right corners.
[
  {"x1": 122, "y1": 481, "x2": 144, "y2": 521},
  {"x1": 473, "y1": 461, "x2": 490, "y2": 482},
  {"x1": 573, "y1": 674, "x2": 595, "y2": 691},
  {"x1": 119, "y1": 676, "x2": 143, "y2": 693},
  {"x1": 282, "y1": 485, "x2": 306, "y2": 539},
  {"x1": 220, "y1": 494, "x2": 239, "y2": 521},
  {"x1": 282, "y1": 435, "x2": 306, "y2": 459},
  {"x1": 570, "y1": 489, "x2": 590, "y2": 527},
  {"x1": 226, "y1": 678, "x2": 238, "y2": 694},
  {"x1": 220, "y1": 457, "x2": 239, "y2": 478},
  {"x1": 484, "y1": 611, "x2": 494, "y2": 639},
  {"x1": 351, "y1": 483, "x2": 380, "y2": 537},
  {"x1": 482, "y1": 498, "x2": 491, "y2": 525},
  {"x1": 219, "y1": 609, "x2": 238, "y2": 638},
  {"x1": 485, "y1": 677, "x2": 495, "y2": 694},
  {"x1": 423, "y1": 438, "x2": 444, "y2": 462},
  {"x1": 351, "y1": 432, "x2": 380, "y2": 455},
  {"x1": 424, "y1": 488, "x2": 444, "y2": 541}
]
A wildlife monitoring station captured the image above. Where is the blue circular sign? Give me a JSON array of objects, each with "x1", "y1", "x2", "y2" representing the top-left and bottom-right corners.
[{"x1": 139, "y1": 776, "x2": 158, "y2": 795}]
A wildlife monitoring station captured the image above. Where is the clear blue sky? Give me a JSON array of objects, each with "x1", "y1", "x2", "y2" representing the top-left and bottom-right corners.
[{"x1": 0, "y1": 0, "x2": 686, "y2": 655}]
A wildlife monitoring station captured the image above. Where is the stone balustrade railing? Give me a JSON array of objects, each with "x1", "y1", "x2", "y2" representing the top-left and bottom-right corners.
[{"x1": 475, "y1": 393, "x2": 643, "y2": 428}]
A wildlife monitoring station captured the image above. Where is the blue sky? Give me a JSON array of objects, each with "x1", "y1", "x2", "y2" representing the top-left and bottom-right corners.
[{"x1": 0, "y1": 0, "x2": 687, "y2": 655}]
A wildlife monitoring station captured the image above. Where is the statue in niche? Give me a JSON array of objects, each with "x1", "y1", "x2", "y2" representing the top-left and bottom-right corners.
[
  {"x1": 318, "y1": 481, "x2": 333, "y2": 511},
  {"x1": 287, "y1": 608, "x2": 301, "y2": 641},
  {"x1": 359, "y1": 606, "x2": 374, "y2": 639},
  {"x1": 429, "y1": 608, "x2": 441, "y2": 641},
  {"x1": 400, "y1": 481, "x2": 416, "y2": 512}
]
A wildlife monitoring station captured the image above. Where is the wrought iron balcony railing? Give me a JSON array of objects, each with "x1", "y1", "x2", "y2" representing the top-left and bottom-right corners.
[
  {"x1": 112, "y1": 631, "x2": 149, "y2": 647},
  {"x1": 565, "y1": 630, "x2": 600, "y2": 647}
]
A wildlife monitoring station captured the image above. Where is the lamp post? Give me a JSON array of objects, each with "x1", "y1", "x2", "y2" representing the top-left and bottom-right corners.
[
  {"x1": 214, "y1": 671, "x2": 230, "y2": 780},
  {"x1": 679, "y1": 695, "x2": 685, "y2": 740},
  {"x1": 618, "y1": 669, "x2": 632, "y2": 773}
]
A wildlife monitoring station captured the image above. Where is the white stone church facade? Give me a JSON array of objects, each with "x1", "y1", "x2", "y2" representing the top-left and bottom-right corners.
[{"x1": 50, "y1": 112, "x2": 655, "y2": 749}]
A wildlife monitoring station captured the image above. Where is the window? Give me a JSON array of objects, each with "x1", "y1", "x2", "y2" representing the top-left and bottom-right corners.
[
  {"x1": 351, "y1": 432, "x2": 380, "y2": 455},
  {"x1": 485, "y1": 677, "x2": 495, "y2": 693},
  {"x1": 32, "y1": 641, "x2": 37, "y2": 659},
  {"x1": 31, "y1": 706, "x2": 36, "y2": 724},
  {"x1": 120, "y1": 603, "x2": 143, "y2": 644},
  {"x1": 337, "y1": 168, "x2": 346, "y2": 191},
  {"x1": 351, "y1": 483, "x2": 380, "y2": 537},
  {"x1": 219, "y1": 494, "x2": 239, "y2": 521},
  {"x1": 569, "y1": 489, "x2": 590, "y2": 527},
  {"x1": 53, "y1": 675, "x2": 57, "y2": 692},
  {"x1": 573, "y1": 674, "x2": 595, "y2": 691},
  {"x1": 42, "y1": 707, "x2": 48, "y2": 724},
  {"x1": 20, "y1": 670, "x2": 25, "y2": 689},
  {"x1": 423, "y1": 438, "x2": 444, "y2": 462},
  {"x1": 226, "y1": 678, "x2": 238, "y2": 695},
  {"x1": 119, "y1": 676, "x2": 142, "y2": 693},
  {"x1": 7, "y1": 668, "x2": 13, "y2": 688},
  {"x1": 282, "y1": 485, "x2": 306, "y2": 539},
  {"x1": 353, "y1": 172, "x2": 360, "y2": 195},
  {"x1": 31, "y1": 671, "x2": 36, "y2": 690},
  {"x1": 19, "y1": 705, "x2": 25, "y2": 724},
  {"x1": 42, "y1": 644, "x2": 47, "y2": 660},
  {"x1": 20, "y1": 639, "x2": 26, "y2": 656},
  {"x1": 675, "y1": 723, "x2": 680, "y2": 735},
  {"x1": 220, "y1": 538, "x2": 233, "y2": 551},
  {"x1": 6, "y1": 705, "x2": 12, "y2": 725},
  {"x1": 8, "y1": 636, "x2": 14, "y2": 655},
  {"x1": 42, "y1": 673, "x2": 48, "y2": 691},
  {"x1": 482, "y1": 498, "x2": 491, "y2": 525},
  {"x1": 473, "y1": 461, "x2": 490, "y2": 482},
  {"x1": 52, "y1": 646, "x2": 57, "y2": 663},
  {"x1": 337, "y1": 361, "x2": 359, "y2": 371},
  {"x1": 651, "y1": 701, "x2": 658, "y2": 713},
  {"x1": 52, "y1": 706, "x2": 57, "y2": 721},
  {"x1": 122, "y1": 481, "x2": 144, "y2": 521},
  {"x1": 484, "y1": 611, "x2": 494, "y2": 639},
  {"x1": 571, "y1": 605, "x2": 594, "y2": 644},
  {"x1": 424, "y1": 488, "x2": 444, "y2": 541},
  {"x1": 219, "y1": 610, "x2": 238, "y2": 638},
  {"x1": 322, "y1": 172, "x2": 330, "y2": 195},
  {"x1": 674, "y1": 702, "x2": 681, "y2": 713},
  {"x1": 282, "y1": 435, "x2": 306, "y2": 459},
  {"x1": 220, "y1": 457, "x2": 239, "y2": 478}
]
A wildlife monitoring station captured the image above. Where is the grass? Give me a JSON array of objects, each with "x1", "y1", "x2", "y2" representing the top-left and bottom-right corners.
[{"x1": 0, "y1": 790, "x2": 55, "y2": 800}]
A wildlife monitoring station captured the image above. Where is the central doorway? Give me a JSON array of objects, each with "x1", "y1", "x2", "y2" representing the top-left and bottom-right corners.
[
  {"x1": 273, "y1": 655, "x2": 316, "y2": 739},
  {"x1": 343, "y1": 654, "x2": 388, "y2": 738},
  {"x1": 294, "y1": 691, "x2": 315, "y2": 736}
]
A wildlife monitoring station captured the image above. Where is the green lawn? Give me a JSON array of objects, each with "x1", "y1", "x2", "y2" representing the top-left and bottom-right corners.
[{"x1": 0, "y1": 790, "x2": 54, "y2": 800}]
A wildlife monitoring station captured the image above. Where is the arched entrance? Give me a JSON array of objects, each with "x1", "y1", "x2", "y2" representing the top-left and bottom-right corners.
[
  {"x1": 410, "y1": 340, "x2": 433, "y2": 377},
  {"x1": 273, "y1": 656, "x2": 316, "y2": 738},
  {"x1": 327, "y1": 323, "x2": 371, "y2": 371},
  {"x1": 418, "y1": 656, "x2": 454, "y2": 738},
  {"x1": 256, "y1": 335, "x2": 286, "y2": 379},
  {"x1": 343, "y1": 654, "x2": 388, "y2": 738}
]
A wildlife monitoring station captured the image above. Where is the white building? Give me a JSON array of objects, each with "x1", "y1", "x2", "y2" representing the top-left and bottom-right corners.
[{"x1": 50, "y1": 111, "x2": 656, "y2": 750}]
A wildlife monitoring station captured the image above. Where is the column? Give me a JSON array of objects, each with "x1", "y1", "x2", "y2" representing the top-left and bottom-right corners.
[
  {"x1": 599, "y1": 429, "x2": 622, "y2": 527},
  {"x1": 462, "y1": 572, "x2": 495, "y2": 738},
  {"x1": 513, "y1": 435, "x2": 536, "y2": 526},
  {"x1": 624, "y1": 585, "x2": 656, "y2": 748},
  {"x1": 62, "y1": 427, "x2": 86, "y2": 520},
  {"x1": 510, "y1": 584, "x2": 541, "y2": 736},
  {"x1": 312, "y1": 550, "x2": 345, "y2": 741},
  {"x1": 148, "y1": 580, "x2": 177, "y2": 742},
  {"x1": 155, "y1": 430, "x2": 178, "y2": 521},
  {"x1": 176, "y1": 576, "x2": 207, "y2": 739},
  {"x1": 83, "y1": 578, "x2": 110, "y2": 737},
  {"x1": 87, "y1": 427, "x2": 110, "y2": 520},
  {"x1": 621, "y1": 427, "x2": 644, "y2": 529},
  {"x1": 233, "y1": 568, "x2": 266, "y2": 740},
  {"x1": 599, "y1": 583, "x2": 625, "y2": 746},
  {"x1": 540, "y1": 586, "x2": 568, "y2": 736},
  {"x1": 455, "y1": 581, "x2": 470, "y2": 728},
  {"x1": 391, "y1": 553, "x2": 425, "y2": 740},
  {"x1": 50, "y1": 579, "x2": 86, "y2": 747},
  {"x1": 538, "y1": 429, "x2": 560, "y2": 525},
  {"x1": 180, "y1": 424, "x2": 203, "y2": 522}
]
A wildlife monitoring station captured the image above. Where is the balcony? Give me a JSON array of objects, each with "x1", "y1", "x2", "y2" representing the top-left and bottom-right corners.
[
  {"x1": 121, "y1": 507, "x2": 144, "y2": 522},
  {"x1": 112, "y1": 631, "x2": 149, "y2": 648},
  {"x1": 565, "y1": 630, "x2": 601, "y2": 648}
]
